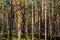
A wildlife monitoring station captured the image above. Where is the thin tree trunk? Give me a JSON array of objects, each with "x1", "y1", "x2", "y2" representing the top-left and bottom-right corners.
[
  {"x1": 44, "y1": 0, "x2": 47, "y2": 40},
  {"x1": 6, "y1": 8, "x2": 9, "y2": 40},
  {"x1": 10, "y1": 0, "x2": 14, "y2": 40},
  {"x1": 21, "y1": 0, "x2": 26, "y2": 34},
  {"x1": 51, "y1": 0, "x2": 56, "y2": 40},
  {"x1": 56, "y1": 0, "x2": 59, "y2": 35},
  {"x1": 37, "y1": 0, "x2": 41, "y2": 40},
  {"x1": 13, "y1": 0, "x2": 18, "y2": 39},
  {"x1": 17, "y1": 0, "x2": 21, "y2": 40},
  {"x1": 25, "y1": 0, "x2": 28, "y2": 34},
  {"x1": 32, "y1": 0, "x2": 34, "y2": 40},
  {"x1": 42, "y1": 0, "x2": 45, "y2": 36},
  {"x1": 25, "y1": 16, "x2": 28, "y2": 34},
  {"x1": 49, "y1": 0, "x2": 52, "y2": 40},
  {"x1": 42, "y1": 0, "x2": 44, "y2": 21},
  {"x1": 10, "y1": 0, "x2": 16, "y2": 40},
  {"x1": 1, "y1": 3, "x2": 4, "y2": 40}
]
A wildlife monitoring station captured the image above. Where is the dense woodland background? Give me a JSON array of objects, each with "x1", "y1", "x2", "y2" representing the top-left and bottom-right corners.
[{"x1": 0, "y1": 0, "x2": 60, "y2": 40}]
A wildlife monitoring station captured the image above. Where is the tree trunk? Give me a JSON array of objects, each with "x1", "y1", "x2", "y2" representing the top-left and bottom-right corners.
[
  {"x1": 32, "y1": 0, "x2": 34, "y2": 40},
  {"x1": 10, "y1": 0, "x2": 14, "y2": 40},
  {"x1": 49, "y1": 0, "x2": 52, "y2": 40},
  {"x1": 44, "y1": 0, "x2": 47, "y2": 40},
  {"x1": 42, "y1": 0, "x2": 44, "y2": 21},
  {"x1": 25, "y1": 16, "x2": 28, "y2": 34},
  {"x1": 5, "y1": 8, "x2": 9, "y2": 40},
  {"x1": 1, "y1": 3, "x2": 4, "y2": 40},
  {"x1": 37, "y1": 0, "x2": 41, "y2": 40},
  {"x1": 25, "y1": 0, "x2": 28, "y2": 34},
  {"x1": 56, "y1": 0, "x2": 59, "y2": 35},
  {"x1": 17, "y1": 0, "x2": 21, "y2": 40}
]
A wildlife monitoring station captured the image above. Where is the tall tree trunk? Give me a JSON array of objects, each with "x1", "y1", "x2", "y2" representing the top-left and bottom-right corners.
[
  {"x1": 13, "y1": 0, "x2": 17, "y2": 39},
  {"x1": 6, "y1": 8, "x2": 9, "y2": 40},
  {"x1": 44, "y1": 0, "x2": 47, "y2": 40},
  {"x1": 17, "y1": 0, "x2": 21, "y2": 40},
  {"x1": 49, "y1": 0, "x2": 52, "y2": 40},
  {"x1": 42, "y1": 0, "x2": 44, "y2": 21},
  {"x1": 42, "y1": 0, "x2": 45, "y2": 36},
  {"x1": 1, "y1": 3, "x2": 4, "y2": 40},
  {"x1": 52, "y1": 0, "x2": 56, "y2": 40},
  {"x1": 10, "y1": 0, "x2": 14, "y2": 40},
  {"x1": 51, "y1": 0, "x2": 56, "y2": 40},
  {"x1": 34, "y1": 0, "x2": 36, "y2": 34},
  {"x1": 32, "y1": 0, "x2": 34, "y2": 40},
  {"x1": 21, "y1": 0, "x2": 26, "y2": 34},
  {"x1": 56, "y1": 0, "x2": 59, "y2": 35},
  {"x1": 25, "y1": 0, "x2": 28, "y2": 34},
  {"x1": 10, "y1": 0, "x2": 16, "y2": 40},
  {"x1": 37, "y1": 0, "x2": 41, "y2": 40}
]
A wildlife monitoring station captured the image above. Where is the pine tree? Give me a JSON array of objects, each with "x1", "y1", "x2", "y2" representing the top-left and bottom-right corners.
[
  {"x1": 56, "y1": 0, "x2": 59, "y2": 35},
  {"x1": 37, "y1": 0, "x2": 41, "y2": 39},
  {"x1": 10, "y1": 0, "x2": 14, "y2": 40},
  {"x1": 32, "y1": 0, "x2": 34, "y2": 40},
  {"x1": 44, "y1": 0, "x2": 47, "y2": 40},
  {"x1": 25, "y1": 0, "x2": 28, "y2": 34},
  {"x1": 1, "y1": 3, "x2": 4, "y2": 40},
  {"x1": 48, "y1": 0, "x2": 52, "y2": 40},
  {"x1": 17, "y1": 0, "x2": 21, "y2": 40}
]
